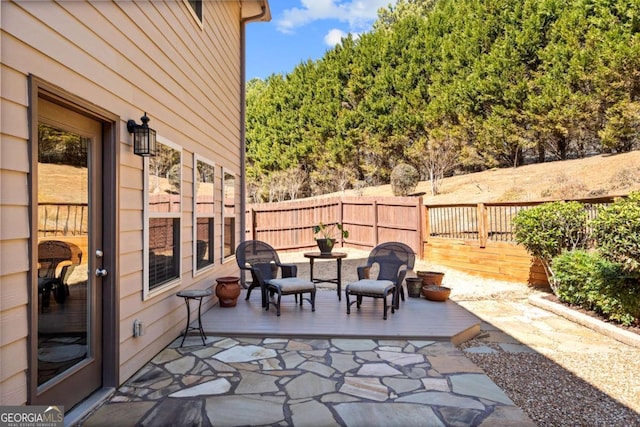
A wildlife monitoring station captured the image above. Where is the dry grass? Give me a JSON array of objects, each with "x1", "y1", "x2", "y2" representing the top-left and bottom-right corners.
[
  {"x1": 344, "y1": 151, "x2": 640, "y2": 204},
  {"x1": 39, "y1": 163, "x2": 88, "y2": 204},
  {"x1": 41, "y1": 151, "x2": 640, "y2": 205}
]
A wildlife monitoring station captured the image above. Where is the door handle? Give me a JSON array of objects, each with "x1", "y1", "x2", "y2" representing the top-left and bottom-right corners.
[{"x1": 96, "y1": 268, "x2": 108, "y2": 277}]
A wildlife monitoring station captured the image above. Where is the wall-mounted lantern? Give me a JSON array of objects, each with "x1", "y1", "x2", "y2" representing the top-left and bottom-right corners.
[{"x1": 127, "y1": 112, "x2": 157, "y2": 156}]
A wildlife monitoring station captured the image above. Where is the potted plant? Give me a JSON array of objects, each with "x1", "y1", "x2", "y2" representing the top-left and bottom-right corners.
[
  {"x1": 313, "y1": 222, "x2": 349, "y2": 255},
  {"x1": 416, "y1": 270, "x2": 450, "y2": 301}
]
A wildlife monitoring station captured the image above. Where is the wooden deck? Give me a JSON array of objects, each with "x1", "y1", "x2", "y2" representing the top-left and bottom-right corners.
[{"x1": 200, "y1": 289, "x2": 481, "y2": 345}]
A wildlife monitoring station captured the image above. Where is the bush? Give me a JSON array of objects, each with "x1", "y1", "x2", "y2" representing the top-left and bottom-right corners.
[
  {"x1": 513, "y1": 201, "x2": 589, "y2": 292},
  {"x1": 390, "y1": 163, "x2": 419, "y2": 196},
  {"x1": 591, "y1": 191, "x2": 640, "y2": 272},
  {"x1": 554, "y1": 250, "x2": 640, "y2": 326},
  {"x1": 539, "y1": 174, "x2": 588, "y2": 199},
  {"x1": 608, "y1": 167, "x2": 640, "y2": 191}
]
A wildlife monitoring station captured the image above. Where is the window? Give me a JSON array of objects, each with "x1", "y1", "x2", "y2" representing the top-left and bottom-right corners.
[
  {"x1": 145, "y1": 140, "x2": 182, "y2": 297},
  {"x1": 223, "y1": 170, "x2": 236, "y2": 259},
  {"x1": 186, "y1": 0, "x2": 202, "y2": 23},
  {"x1": 193, "y1": 156, "x2": 215, "y2": 273}
]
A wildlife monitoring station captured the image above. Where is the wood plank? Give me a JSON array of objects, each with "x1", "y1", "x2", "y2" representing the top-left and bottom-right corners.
[
  {"x1": 422, "y1": 236, "x2": 549, "y2": 284},
  {"x1": 200, "y1": 290, "x2": 480, "y2": 345}
]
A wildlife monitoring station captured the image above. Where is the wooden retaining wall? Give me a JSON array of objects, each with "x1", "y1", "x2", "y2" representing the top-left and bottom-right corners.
[{"x1": 423, "y1": 238, "x2": 548, "y2": 287}]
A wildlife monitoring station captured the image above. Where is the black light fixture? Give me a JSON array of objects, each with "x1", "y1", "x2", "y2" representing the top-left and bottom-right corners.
[{"x1": 127, "y1": 112, "x2": 157, "y2": 157}]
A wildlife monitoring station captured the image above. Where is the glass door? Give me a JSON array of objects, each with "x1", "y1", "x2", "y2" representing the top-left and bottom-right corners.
[{"x1": 32, "y1": 99, "x2": 103, "y2": 409}]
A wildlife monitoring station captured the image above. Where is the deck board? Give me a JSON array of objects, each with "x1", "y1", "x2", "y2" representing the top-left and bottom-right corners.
[{"x1": 200, "y1": 289, "x2": 480, "y2": 344}]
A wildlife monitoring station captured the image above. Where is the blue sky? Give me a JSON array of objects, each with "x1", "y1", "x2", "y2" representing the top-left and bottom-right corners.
[{"x1": 245, "y1": 0, "x2": 397, "y2": 81}]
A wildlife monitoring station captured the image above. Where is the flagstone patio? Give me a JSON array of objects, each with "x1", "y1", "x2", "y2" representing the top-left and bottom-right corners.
[{"x1": 80, "y1": 335, "x2": 535, "y2": 426}]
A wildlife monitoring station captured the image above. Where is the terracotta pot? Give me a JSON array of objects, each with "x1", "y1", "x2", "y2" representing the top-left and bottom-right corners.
[
  {"x1": 405, "y1": 277, "x2": 423, "y2": 298},
  {"x1": 316, "y1": 238, "x2": 335, "y2": 255},
  {"x1": 416, "y1": 271, "x2": 445, "y2": 286},
  {"x1": 422, "y1": 285, "x2": 451, "y2": 302},
  {"x1": 215, "y1": 276, "x2": 241, "y2": 307}
]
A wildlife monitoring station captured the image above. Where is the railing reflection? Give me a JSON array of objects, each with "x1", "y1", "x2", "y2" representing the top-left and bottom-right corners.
[{"x1": 38, "y1": 202, "x2": 88, "y2": 236}]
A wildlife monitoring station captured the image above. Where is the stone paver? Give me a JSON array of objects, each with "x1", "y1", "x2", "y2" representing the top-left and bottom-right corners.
[
  {"x1": 80, "y1": 336, "x2": 534, "y2": 426},
  {"x1": 88, "y1": 249, "x2": 576, "y2": 427},
  {"x1": 81, "y1": 402, "x2": 155, "y2": 427}
]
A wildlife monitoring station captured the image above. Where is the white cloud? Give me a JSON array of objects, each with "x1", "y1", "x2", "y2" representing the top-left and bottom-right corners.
[
  {"x1": 324, "y1": 29, "x2": 362, "y2": 46},
  {"x1": 324, "y1": 28, "x2": 348, "y2": 46},
  {"x1": 277, "y1": 0, "x2": 393, "y2": 34}
]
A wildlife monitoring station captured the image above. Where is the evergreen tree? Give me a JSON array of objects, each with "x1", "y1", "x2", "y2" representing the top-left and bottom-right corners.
[{"x1": 246, "y1": 0, "x2": 640, "y2": 200}]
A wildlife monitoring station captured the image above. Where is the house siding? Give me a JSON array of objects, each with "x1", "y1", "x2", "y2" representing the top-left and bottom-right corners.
[{"x1": 0, "y1": 0, "x2": 256, "y2": 404}]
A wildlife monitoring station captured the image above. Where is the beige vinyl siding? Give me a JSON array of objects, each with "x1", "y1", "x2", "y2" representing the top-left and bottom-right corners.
[
  {"x1": 109, "y1": 0, "x2": 243, "y2": 381},
  {"x1": 1, "y1": 59, "x2": 31, "y2": 404},
  {"x1": 0, "y1": 337, "x2": 28, "y2": 404},
  {"x1": 0, "y1": 0, "x2": 248, "y2": 400},
  {"x1": 0, "y1": 274, "x2": 29, "y2": 405}
]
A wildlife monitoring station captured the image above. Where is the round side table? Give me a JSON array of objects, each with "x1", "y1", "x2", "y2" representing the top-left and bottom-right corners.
[
  {"x1": 303, "y1": 252, "x2": 347, "y2": 300},
  {"x1": 176, "y1": 288, "x2": 212, "y2": 347}
]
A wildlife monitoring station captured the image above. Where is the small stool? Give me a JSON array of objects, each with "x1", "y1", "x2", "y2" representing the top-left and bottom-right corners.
[
  {"x1": 176, "y1": 289, "x2": 212, "y2": 347},
  {"x1": 345, "y1": 279, "x2": 396, "y2": 320}
]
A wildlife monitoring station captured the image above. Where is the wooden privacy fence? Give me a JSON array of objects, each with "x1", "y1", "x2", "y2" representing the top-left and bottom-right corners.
[
  {"x1": 246, "y1": 196, "x2": 424, "y2": 255},
  {"x1": 246, "y1": 195, "x2": 618, "y2": 286}
]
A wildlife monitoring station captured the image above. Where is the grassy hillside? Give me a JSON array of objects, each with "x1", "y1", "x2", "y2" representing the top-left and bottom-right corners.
[
  {"x1": 344, "y1": 151, "x2": 640, "y2": 204},
  {"x1": 40, "y1": 151, "x2": 640, "y2": 206}
]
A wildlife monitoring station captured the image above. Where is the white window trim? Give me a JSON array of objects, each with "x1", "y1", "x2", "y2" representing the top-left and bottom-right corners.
[
  {"x1": 193, "y1": 154, "x2": 216, "y2": 277},
  {"x1": 222, "y1": 167, "x2": 236, "y2": 263},
  {"x1": 182, "y1": 0, "x2": 204, "y2": 30},
  {"x1": 143, "y1": 136, "x2": 183, "y2": 300}
]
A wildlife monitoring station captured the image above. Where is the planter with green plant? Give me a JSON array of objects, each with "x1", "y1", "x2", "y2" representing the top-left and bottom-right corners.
[{"x1": 313, "y1": 222, "x2": 349, "y2": 254}]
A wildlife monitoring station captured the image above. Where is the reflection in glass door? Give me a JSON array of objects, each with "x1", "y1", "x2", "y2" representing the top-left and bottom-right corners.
[
  {"x1": 37, "y1": 124, "x2": 90, "y2": 384},
  {"x1": 33, "y1": 98, "x2": 103, "y2": 409}
]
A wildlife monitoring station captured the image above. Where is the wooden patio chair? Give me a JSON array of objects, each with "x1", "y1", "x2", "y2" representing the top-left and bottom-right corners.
[
  {"x1": 236, "y1": 240, "x2": 316, "y2": 316},
  {"x1": 345, "y1": 242, "x2": 415, "y2": 320}
]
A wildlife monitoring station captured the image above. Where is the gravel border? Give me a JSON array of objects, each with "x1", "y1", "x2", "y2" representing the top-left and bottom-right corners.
[
  {"x1": 454, "y1": 294, "x2": 640, "y2": 426},
  {"x1": 460, "y1": 345, "x2": 640, "y2": 426}
]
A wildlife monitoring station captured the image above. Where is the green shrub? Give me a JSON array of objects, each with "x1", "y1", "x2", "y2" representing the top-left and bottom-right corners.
[
  {"x1": 591, "y1": 191, "x2": 640, "y2": 272},
  {"x1": 390, "y1": 163, "x2": 420, "y2": 196},
  {"x1": 513, "y1": 201, "x2": 589, "y2": 292},
  {"x1": 554, "y1": 250, "x2": 598, "y2": 307},
  {"x1": 554, "y1": 250, "x2": 640, "y2": 326}
]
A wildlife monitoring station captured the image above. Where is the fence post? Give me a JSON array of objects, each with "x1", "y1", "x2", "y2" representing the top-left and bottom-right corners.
[
  {"x1": 478, "y1": 203, "x2": 487, "y2": 248},
  {"x1": 373, "y1": 200, "x2": 379, "y2": 246},
  {"x1": 423, "y1": 205, "x2": 430, "y2": 254},
  {"x1": 416, "y1": 196, "x2": 423, "y2": 258},
  {"x1": 339, "y1": 198, "x2": 344, "y2": 248},
  {"x1": 251, "y1": 208, "x2": 257, "y2": 240}
]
